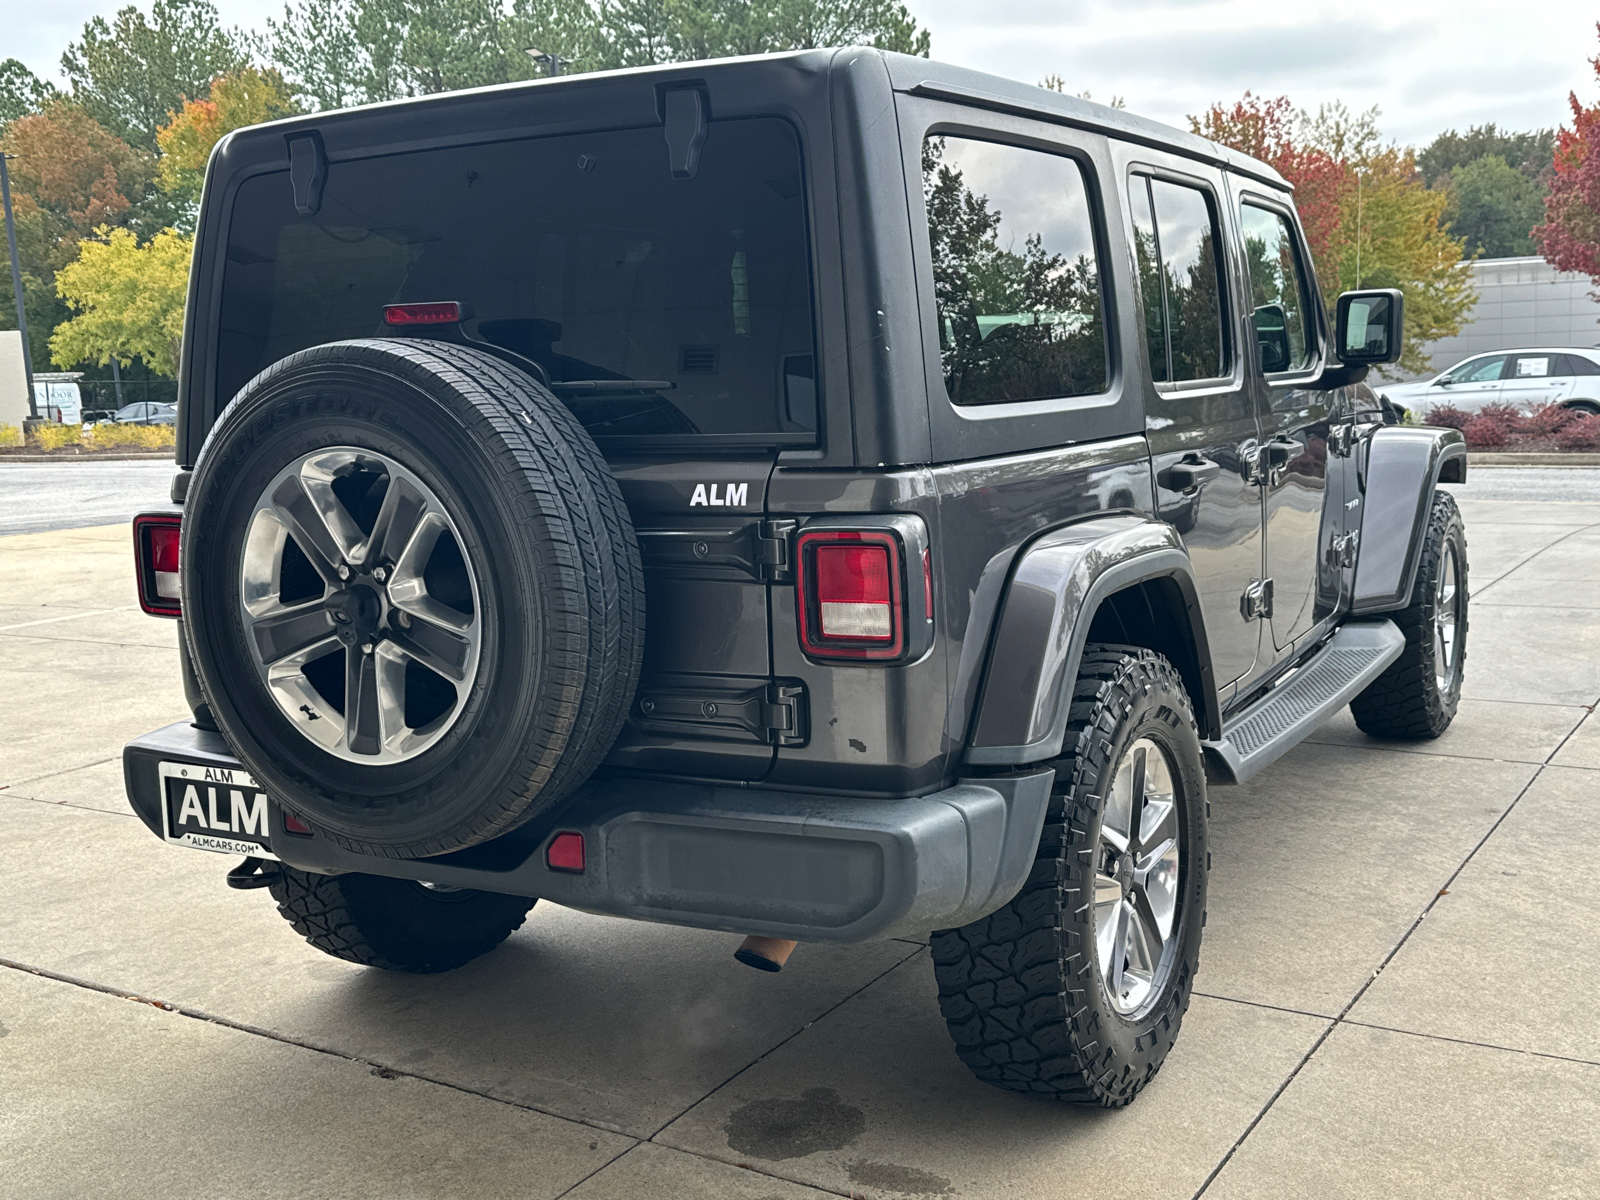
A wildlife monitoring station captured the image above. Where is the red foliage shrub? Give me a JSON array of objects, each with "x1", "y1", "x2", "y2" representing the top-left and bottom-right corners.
[
  {"x1": 1474, "y1": 402, "x2": 1528, "y2": 436},
  {"x1": 1525, "y1": 402, "x2": 1583, "y2": 436},
  {"x1": 1463, "y1": 416, "x2": 1508, "y2": 448},
  {"x1": 1555, "y1": 413, "x2": 1600, "y2": 449},
  {"x1": 1424, "y1": 404, "x2": 1471, "y2": 430}
]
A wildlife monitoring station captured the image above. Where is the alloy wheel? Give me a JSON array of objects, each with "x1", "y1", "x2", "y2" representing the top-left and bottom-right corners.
[
  {"x1": 238, "y1": 448, "x2": 483, "y2": 765},
  {"x1": 1093, "y1": 737, "x2": 1184, "y2": 1017}
]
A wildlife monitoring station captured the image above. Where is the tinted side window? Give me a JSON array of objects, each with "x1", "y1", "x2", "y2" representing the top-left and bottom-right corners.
[
  {"x1": 922, "y1": 135, "x2": 1107, "y2": 405},
  {"x1": 1128, "y1": 180, "x2": 1168, "y2": 384},
  {"x1": 1129, "y1": 176, "x2": 1228, "y2": 383},
  {"x1": 218, "y1": 119, "x2": 816, "y2": 442},
  {"x1": 1565, "y1": 353, "x2": 1600, "y2": 376},
  {"x1": 1239, "y1": 202, "x2": 1314, "y2": 372}
]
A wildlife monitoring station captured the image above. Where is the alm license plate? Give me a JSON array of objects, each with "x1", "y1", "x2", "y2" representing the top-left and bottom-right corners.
[{"x1": 159, "y1": 761, "x2": 279, "y2": 860}]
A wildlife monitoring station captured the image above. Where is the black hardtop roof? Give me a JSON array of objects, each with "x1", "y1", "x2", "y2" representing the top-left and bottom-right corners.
[{"x1": 219, "y1": 47, "x2": 1288, "y2": 190}]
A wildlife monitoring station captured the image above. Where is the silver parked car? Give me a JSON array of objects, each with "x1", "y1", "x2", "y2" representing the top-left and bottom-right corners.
[
  {"x1": 1381, "y1": 348, "x2": 1600, "y2": 419},
  {"x1": 111, "y1": 401, "x2": 178, "y2": 426}
]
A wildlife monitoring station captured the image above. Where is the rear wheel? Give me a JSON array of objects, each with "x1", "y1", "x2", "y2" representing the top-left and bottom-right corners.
[
  {"x1": 266, "y1": 864, "x2": 535, "y2": 973},
  {"x1": 1350, "y1": 490, "x2": 1467, "y2": 738},
  {"x1": 932, "y1": 647, "x2": 1207, "y2": 1107}
]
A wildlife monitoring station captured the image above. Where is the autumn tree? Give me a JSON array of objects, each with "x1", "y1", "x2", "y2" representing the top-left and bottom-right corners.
[
  {"x1": 62, "y1": 0, "x2": 251, "y2": 150},
  {"x1": 156, "y1": 68, "x2": 300, "y2": 206},
  {"x1": 51, "y1": 226, "x2": 192, "y2": 376},
  {"x1": 0, "y1": 100, "x2": 156, "y2": 367},
  {"x1": 1535, "y1": 30, "x2": 1600, "y2": 286},
  {"x1": 1194, "y1": 94, "x2": 1473, "y2": 373}
]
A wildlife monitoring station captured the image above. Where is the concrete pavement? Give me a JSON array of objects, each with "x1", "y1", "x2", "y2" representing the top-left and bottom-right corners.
[{"x1": 1, "y1": 479, "x2": 1597, "y2": 1199}]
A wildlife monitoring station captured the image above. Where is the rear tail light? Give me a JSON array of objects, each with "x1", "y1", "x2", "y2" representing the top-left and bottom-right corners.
[
  {"x1": 133, "y1": 513, "x2": 183, "y2": 617},
  {"x1": 796, "y1": 530, "x2": 906, "y2": 660}
]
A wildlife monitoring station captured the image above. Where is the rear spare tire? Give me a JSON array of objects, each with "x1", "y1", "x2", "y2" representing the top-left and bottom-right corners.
[{"x1": 183, "y1": 339, "x2": 644, "y2": 857}]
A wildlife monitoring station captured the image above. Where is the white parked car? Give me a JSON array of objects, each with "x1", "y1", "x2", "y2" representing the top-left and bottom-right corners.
[{"x1": 1380, "y1": 348, "x2": 1600, "y2": 419}]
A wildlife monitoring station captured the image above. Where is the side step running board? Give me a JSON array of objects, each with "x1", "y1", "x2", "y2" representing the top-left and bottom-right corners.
[{"x1": 1203, "y1": 620, "x2": 1405, "y2": 785}]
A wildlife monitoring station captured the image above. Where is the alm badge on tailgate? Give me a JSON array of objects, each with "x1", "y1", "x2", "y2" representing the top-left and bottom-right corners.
[{"x1": 158, "y1": 761, "x2": 278, "y2": 860}]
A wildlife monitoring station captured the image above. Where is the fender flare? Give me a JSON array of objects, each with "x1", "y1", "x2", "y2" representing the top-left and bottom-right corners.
[
  {"x1": 964, "y1": 516, "x2": 1216, "y2": 766},
  {"x1": 1351, "y1": 426, "x2": 1467, "y2": 615}
]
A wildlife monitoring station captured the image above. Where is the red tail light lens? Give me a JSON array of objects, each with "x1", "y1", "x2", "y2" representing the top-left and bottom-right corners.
[
  {"x1": 383, "y1": 301, "x2": 462, "y2": 325},
  {"x1": 133, "y1": 513, "x2": 183, "y2": 617},
  {"x1": 796, "y1": 530, "x2": 905, "y2": 660}
]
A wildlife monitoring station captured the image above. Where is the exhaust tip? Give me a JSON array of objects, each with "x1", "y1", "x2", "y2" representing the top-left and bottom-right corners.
[{"x1": 735, "y1": 936, "x2": 798, "y2": 972}]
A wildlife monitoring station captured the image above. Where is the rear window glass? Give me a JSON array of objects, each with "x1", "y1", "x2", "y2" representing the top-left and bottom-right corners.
[
  {"x1": 217, "y1": 118, "x2": 817, "y2": 443},
  {"x1": 921, "y1": 135, "x2": 1108, "y2": 405}
]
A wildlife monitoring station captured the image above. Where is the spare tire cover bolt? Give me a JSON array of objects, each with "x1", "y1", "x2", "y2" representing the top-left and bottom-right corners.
[{"x1": 702, "y1": 701, "x2": 718, "y2": 717}]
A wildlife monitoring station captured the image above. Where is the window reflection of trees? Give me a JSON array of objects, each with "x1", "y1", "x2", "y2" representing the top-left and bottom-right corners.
[{"x1": 923, "y1": 138, "x2": 1106, "y2": 405}]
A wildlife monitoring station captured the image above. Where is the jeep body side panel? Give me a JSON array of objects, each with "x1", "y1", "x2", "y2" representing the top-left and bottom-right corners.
[
  {"x1": 1351, "y1": 425, "x2": 1467, "y2": 614},
  {"x1": 965, "y1": 514, "x2": 1210, "y2": 765}
]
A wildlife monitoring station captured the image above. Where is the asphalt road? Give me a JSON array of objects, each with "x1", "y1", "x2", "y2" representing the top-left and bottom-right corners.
[
  {"x1": 0, "y1": 460, "x2": 175, "y2": 536},
  {"x1": 0, "y1": 459, "x2": 1594, "y2": 538}
]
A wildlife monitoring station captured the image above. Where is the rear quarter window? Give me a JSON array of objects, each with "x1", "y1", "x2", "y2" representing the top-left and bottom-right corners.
[
  {"x1": 921, "y1": 134, "x2": 1108, "y2": 405},
  {"x1": 215, "y1": 118, "x2": 817, "y2": 444}
]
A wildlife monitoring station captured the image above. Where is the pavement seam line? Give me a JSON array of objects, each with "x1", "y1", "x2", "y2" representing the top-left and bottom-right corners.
[
  {"x1": 1337, "y1": 1018, "x2": 1600, "y2": 1069},
  {"x1": 0, "y1": 791, "x2": 139, "y2": 816},
  {"x1": 1470, "y1": 519, "x2": 1600, "y2": 596},
  {"x1": 9, "y1": 756, "x2": 118, "y2": 788},
  {"x1": 0, "y1": 953, "x2": 642, "y2": 1141},
  {"x1": 0, "y1": 606, "x2": 132, "y2": 631},
  {"x1": 1190, "y1": 739, "x2": 1563, "y2": 1198}
]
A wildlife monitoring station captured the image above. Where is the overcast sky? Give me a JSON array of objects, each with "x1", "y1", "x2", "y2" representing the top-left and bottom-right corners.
[{"x1": 2, "y1": 0, "x2": 1594, "y2": 147}]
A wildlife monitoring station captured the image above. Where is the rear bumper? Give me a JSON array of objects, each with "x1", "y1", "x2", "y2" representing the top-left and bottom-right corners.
[{"x1": 124, "y1": 722, "x2": 1053, "y2": 942}]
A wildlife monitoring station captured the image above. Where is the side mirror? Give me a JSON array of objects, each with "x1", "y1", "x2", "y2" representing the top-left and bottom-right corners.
[
  {"x1": 1252, "y1": 303, "x2": 1291, "y2": 373},
  {"x1": 1335, "y1": 289, "x2": 1404, "y2": 366}
]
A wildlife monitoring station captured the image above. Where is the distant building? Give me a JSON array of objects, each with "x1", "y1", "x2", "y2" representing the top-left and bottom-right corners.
[
  {"x1": 1406, "y1": 256, "x2": 1600, "y2": 380},
  {"x1": 0, "y1": 330, "x2": 29, "y2": 425}
]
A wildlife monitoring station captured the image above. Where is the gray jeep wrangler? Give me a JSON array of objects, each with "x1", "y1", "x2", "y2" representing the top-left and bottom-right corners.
[{"x1": 124, "y1": 48, "x2": 1468, "y2": 1107}]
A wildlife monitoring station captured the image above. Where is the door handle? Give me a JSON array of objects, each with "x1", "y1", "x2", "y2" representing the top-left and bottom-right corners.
[
  {"x1": 1158, "y1": 457, "x2": 1221, "y2": 492},
  {"x1": 1265, "y1": 438, "x2": 1300, "y2": 466}
]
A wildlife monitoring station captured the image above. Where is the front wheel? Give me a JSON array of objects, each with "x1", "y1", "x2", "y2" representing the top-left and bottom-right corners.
[
  {"x1": 1350, "y1": 490, "x2": 1468, "y2": 738},
  {"x1": 932, "y1": 646, "x2": 1208, "y2": 1107},
  {"x1": 266, "y1": 865, "x2": 535, "y2": 973}
]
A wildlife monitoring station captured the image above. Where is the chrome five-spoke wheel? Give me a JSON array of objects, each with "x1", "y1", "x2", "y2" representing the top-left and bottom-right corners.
[
  {"x1": 1094, "y1": 737, "x2": 1183, "y2": 1017},
  {"x1": 1434, "y1": 541, "x2": 1462, "y2": 693},
  {"x1": 240, "y1": 448, "x2": 482, "y2": 764}
]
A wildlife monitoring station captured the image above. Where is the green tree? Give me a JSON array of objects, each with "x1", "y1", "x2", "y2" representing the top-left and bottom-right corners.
[
  {"x1": 268, "y1": 0, "x2": 369, "y2": 110},
  {"x1": 1419, "y1": 124, "x2": 1555, "y2": 187},
  {"x1": 1441, "y1": 154, "x2": 1544, "y2": 258},
  {"x1": 51, "y1": 226, "x2": 192, "y2": 376},
  {"x1": 0, "y1": 60, "x2": 57, "y2": 126},
  {"x1": 61, "y1": 0, "x2": 250, "y2": 150}
]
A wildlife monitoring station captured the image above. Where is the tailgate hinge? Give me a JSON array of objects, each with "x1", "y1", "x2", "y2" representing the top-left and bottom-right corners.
[
  {"x1": 757, "y1": 518, "x2": 798, "y2": 582},
  {"x1": 762, "y1": 683, "x2": 808, "y2": 747}
]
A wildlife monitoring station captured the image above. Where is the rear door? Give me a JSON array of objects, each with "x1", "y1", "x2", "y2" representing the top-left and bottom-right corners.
[
  {"x1": 1501, "y1": 353, "x2": 1566, "y2": 409},
  {"x1": 1124, "y1": 159, "x2": 1264, "y2": 695}
]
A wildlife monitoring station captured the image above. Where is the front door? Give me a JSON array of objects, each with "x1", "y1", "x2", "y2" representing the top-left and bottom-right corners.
[
  {"x1": 1128, "y1": 167, "x2": 1263, "y2": 692},
  {"x1": 1234, "y1": 196, "x2": 1334, "y2": 652}
]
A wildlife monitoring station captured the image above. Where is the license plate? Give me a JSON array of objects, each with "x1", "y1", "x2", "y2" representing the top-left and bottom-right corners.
[{"x1": 158, "y1": 761, "x2": 279, "y2": 860}]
